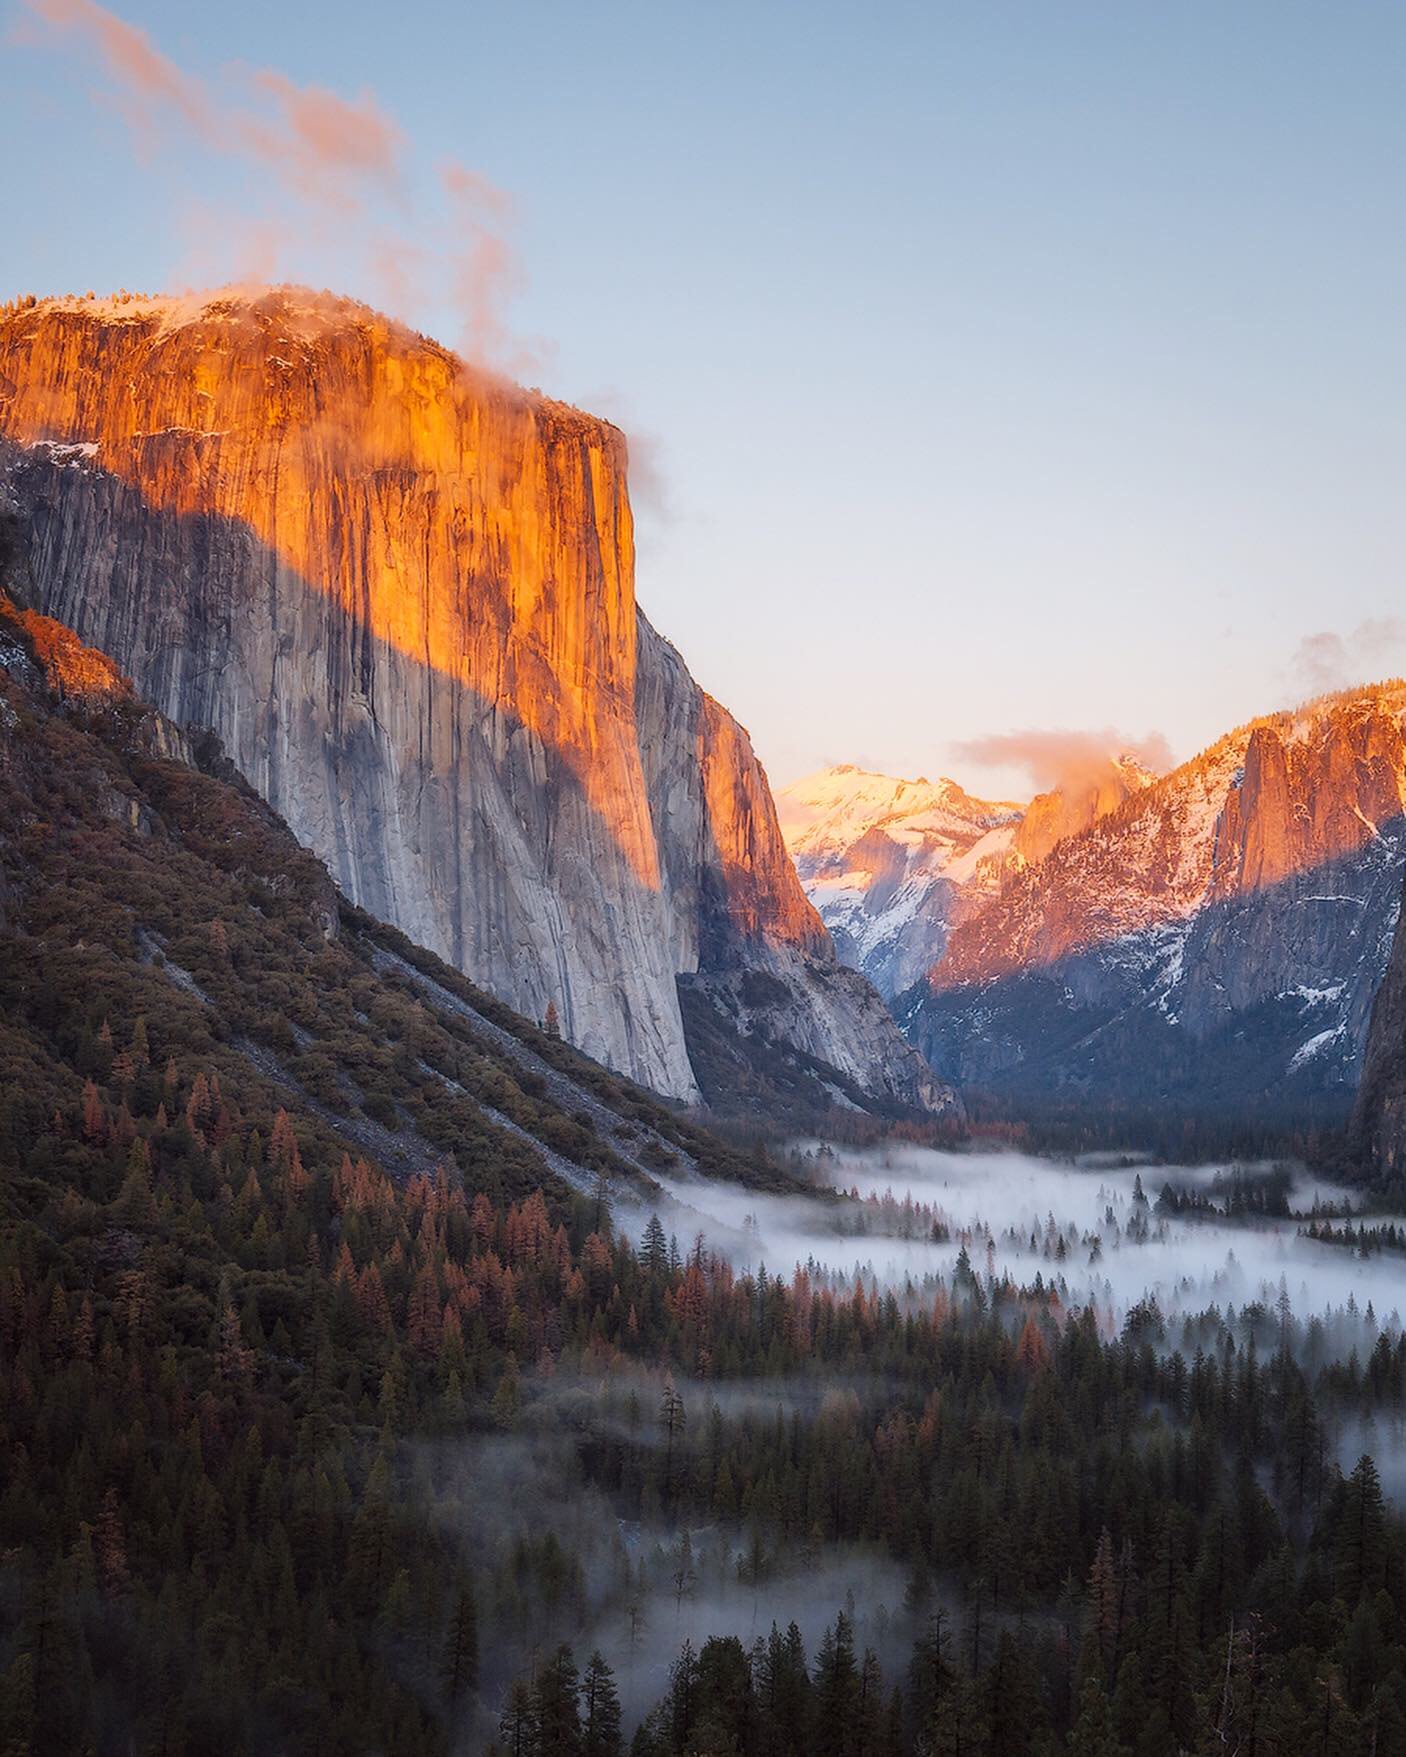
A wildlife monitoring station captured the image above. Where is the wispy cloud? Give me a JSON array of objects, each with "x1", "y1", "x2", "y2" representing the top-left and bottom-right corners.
[
  {"x1": 1290, "y1": 620, "x2": 1406, "y2": 699},
  {"x1": 953, "y1": 726, "x2": 1172, "y2": 792},
  {"x1": 19, "y1": 0, "x2": 534, "y2": 371}
]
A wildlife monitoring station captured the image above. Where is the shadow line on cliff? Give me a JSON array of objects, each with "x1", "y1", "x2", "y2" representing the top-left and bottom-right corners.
[{"x1": 8, "y1": 447, "x2": 716, "y2": 1087}]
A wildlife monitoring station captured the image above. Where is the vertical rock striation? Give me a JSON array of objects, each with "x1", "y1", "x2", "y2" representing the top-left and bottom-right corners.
[
  {"x1": 0, "y1": 288, "x2": 942, "y2": 1111},
  {"x1": 1353, "y1": 874, "x2": 1406, "y2": 1180}
]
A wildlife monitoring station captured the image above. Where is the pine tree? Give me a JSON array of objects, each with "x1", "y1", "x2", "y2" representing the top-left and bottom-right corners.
[
  {"x1": 659, "y1": 1376, "x2": 686, "y2": 1505},
  {"x1": 981, "y1": 1629, "x2": 1045, "y2": 1756},
  {"x1": 581, "y1": 1650, "x2": 622, "y2": 1757},
  {"x1": 908, "y1": 1609, "x2": 956, "y2": 1736},
  {"x1": 693, "y1": 1636, "x2": 756, "y2": 1753},
  {"x1": 641, "y1": 1215, "x2": 669, "y2": 1277},
  {"x1": 813, "y1": 1611, "x2": 860, "y2": 1757},
  {"x1": 756, "y1": 1621, "x2": 811, "y2": 1757},
  {"x1": 1066, "y1": 1674, "x2": 1122, "y2": 1757},
  {"x1": 1080, "y1": 1530, "x2": 1120, "y2": 1685},
  {"x1": 441, "y1": 1582, "x2": 479, "y2": 1702},
  {"x1": 534, "y1": 1645, "x2": 582, "y2": 1757},
  {"x1": 1336, "y1": 1454, "x2": 1387, "y2": 1605},
  {"x1": 667, "y1": 1640, "x2": 700, "y2": 1752},
  {"x1": 1140, "y1": 1512, "x2": 1198, "y2": 1750},
  {"x1": 499, "y1": 1679, "x2": 536, "y2": 1757}
]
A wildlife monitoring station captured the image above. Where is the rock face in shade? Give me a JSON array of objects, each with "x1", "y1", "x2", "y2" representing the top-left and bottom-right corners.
[
  {"x1": 901, "y1": 688, "x2": 1406, "y2": 1121},
  {"x1": 634, "y1": 623, "x2": 952, "y2": 1113},
  {"x1": 0, "y1": 288, "x2": 945, "y2": 1112},
  {"x1": 1353, "y1": 872, "x2": 1406, "y2": 1181}
]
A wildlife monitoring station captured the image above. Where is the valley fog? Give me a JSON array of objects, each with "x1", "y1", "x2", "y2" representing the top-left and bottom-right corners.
[{"x1": 634, "y1": 1142, "x2": 1404, "y2": 1335}]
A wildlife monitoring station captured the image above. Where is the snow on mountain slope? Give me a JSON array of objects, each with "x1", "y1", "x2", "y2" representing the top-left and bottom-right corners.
[
  {"x1": 776, "y1": 767, "x2": 1021, "y2": 997},
  {"x1": 777, "y1": 755, "x2": 1155, "y2": 1001}
]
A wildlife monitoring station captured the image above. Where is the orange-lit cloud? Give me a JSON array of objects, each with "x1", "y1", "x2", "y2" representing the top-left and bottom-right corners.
[
  {"x1": 24, "y1": 0, "x2": 210, "y2": 150},
  {"x1": 242, "y1": 71, "x2": 403, "y2": 206},
  {"x1": 20, "y1": 0, "x2": 525, "y2": 369},
  {"x1": 442, "y1": 159, "x2": 523, "y2": 370},
  {"x1": 954, "y1": 727, "x2": 1173, "y2": 792}
]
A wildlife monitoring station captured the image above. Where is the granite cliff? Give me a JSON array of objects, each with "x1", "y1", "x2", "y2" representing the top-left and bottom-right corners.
[
  {"x1": 0, "y1": 287, "x2": 944, "y2": 1115},
  {"x1": 1353, "y1": 871, "x2": 1406, "y2": 1181}
]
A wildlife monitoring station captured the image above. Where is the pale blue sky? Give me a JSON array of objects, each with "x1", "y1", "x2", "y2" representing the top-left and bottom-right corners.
[{"x1": 6, "y1": 1, "x2": 1404, "y2": 799}]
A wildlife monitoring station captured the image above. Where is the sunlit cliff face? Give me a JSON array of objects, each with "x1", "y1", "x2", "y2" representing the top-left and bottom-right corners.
[
  {"x1": 931, "y1": 685, "x2": 1406, "y2": 988},
  {"x1": 696, "y1": 692, "x2": 829, "y2": 953},
  {"x1": 0, "y1": 287, "x2": 659, "y2": 885},
  {"x1": 1009, "y1": 755, "x2": 1154, "y2": 868}
]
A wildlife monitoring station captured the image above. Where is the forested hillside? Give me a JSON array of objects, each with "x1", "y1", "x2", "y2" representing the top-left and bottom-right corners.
[{"x1": 5, "y1": 596, "x2": 1406, "y2": 1754}]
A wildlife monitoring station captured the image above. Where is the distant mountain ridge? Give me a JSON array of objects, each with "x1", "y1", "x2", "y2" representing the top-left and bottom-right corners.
[
  {"x1": 776, "y1": 752, "x2": 1154, "y2": 1000},
  {"x1": 902, "y1": 684, "x2": 1406, "y2": 1120},
  {"x1": 776, "y1": 766, "x2": 1023, "y2": 997}
]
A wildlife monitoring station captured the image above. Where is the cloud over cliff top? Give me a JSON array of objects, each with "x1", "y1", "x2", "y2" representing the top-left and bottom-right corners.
[{"x1": 951, "y1": 726, "x2": 1173, "y2": 792}]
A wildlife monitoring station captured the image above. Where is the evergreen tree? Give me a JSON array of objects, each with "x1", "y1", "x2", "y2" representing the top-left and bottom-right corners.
[
  {"x1": 814, "y1": 1612, "x2": 861, "y2": 1757},
  {"x1": 581, "y1": 1651, "x2": 622, "y2": 1757},
  {"x1": 534, "y1": 1645, "x2": 583, "y2": 1757},
  {"x1": 641, "y1": 1216, "x2": 669, "y2": 1277},
  {"x1": 1066, "y1": 1675, "x2": 1123, "y2": 1757},
  {"x1": 499, "y1": 1680, "x2": 536, "y2": 1757},
  {"x1": 1336, "y1": 1455, "x2": 1388, "y2": 1606},
  {"x1": 693, "y1": 1635, "x2": 756, "y2": 1753},
  {"x1": 441, "y1": 1582, "x2": 479, "y2": 1702},
  {"x1": 1079, "y1": 1531, "x2": 1120, "y2": 1686},
  {"x1": 666, "y1": 1641, "x2": 700, "y2": 1752}
]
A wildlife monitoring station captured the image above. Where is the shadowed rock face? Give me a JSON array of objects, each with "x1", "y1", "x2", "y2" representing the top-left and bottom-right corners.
[
  {"x1": 634, "y1": 624, "x2": 949, "y2": 1112},
  {"x1": 0, "y1": 288, "x2": 942, "y2": 1110},
  {"x1": 1354, "y1": 874, "x2": 1406, "y2": 1179}
]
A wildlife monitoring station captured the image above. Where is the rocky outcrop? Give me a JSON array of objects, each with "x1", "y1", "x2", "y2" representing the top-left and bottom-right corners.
[
  {"x1": 1353, "y1": 873, "x2": 1406, "y2": 1180},
  {"x1": 1010, "y1": 755, "x2": 1154, "y2": 867},
  {"x1": 0, "y1": 288, "x2": 943, "y2": 1112},
  {"x1": 902, "y1": 687, "x2": 1406, "y2": 1119}
]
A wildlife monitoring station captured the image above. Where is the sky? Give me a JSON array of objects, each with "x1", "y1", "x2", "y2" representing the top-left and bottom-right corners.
[{"x1": 5, "y1": 0, "x2": 1405, "y2": 801}]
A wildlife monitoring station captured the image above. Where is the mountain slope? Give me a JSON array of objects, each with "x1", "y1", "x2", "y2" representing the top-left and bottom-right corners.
[
  {"x1": 0, "y1": 287, "x2": 944, "y2": 1117},
  {"x1": 901, "y1": 686, "x2": 1406, "y2": 1121},
  {"x1": 776, "y1": 766, "x2": 1021, "y2": 997},
  {"x1": 0, "y1": 582, "x2": 825, "y2": 1751}
]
